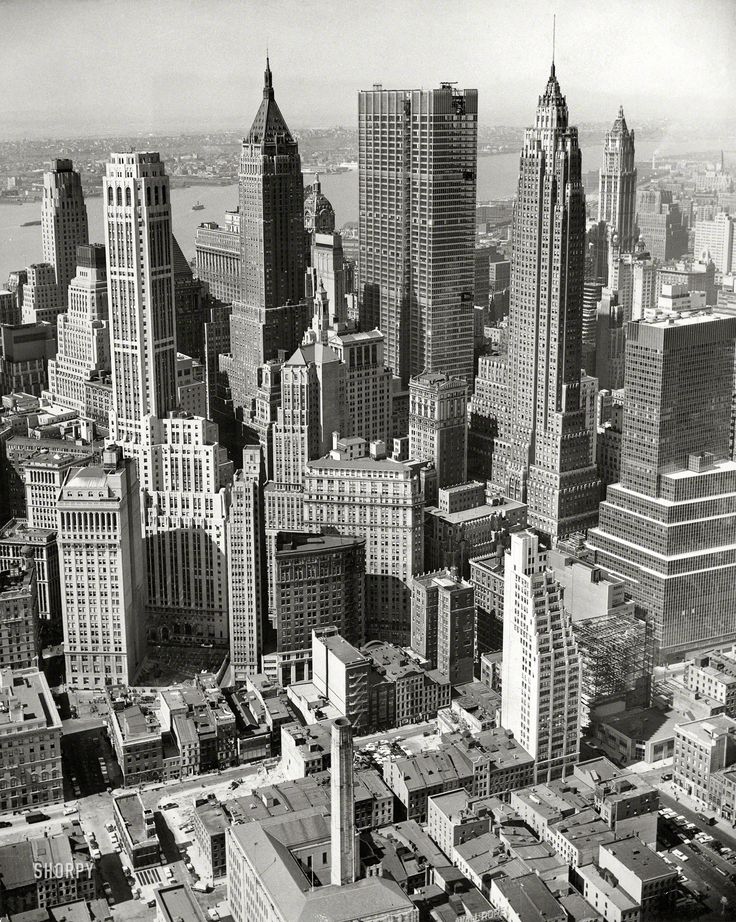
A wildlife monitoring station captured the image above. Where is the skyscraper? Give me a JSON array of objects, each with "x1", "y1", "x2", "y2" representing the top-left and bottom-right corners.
[
  {"x1": 41, "y1": 160, "x2": 89, "y2": 308},
  {"x1": 104, "y1": 152, "x2": 233, "y2": 650},
  {"x1": 636, "y1": 190, "x2": 688, "y2": 263},
  {"x1": 21, "y1": 263, "x2": 63, "y2": 325},
  {"x1": 598, "y1": 108, "x2": 637, "y2": 254},
  {"x1": 491, "y1": 64, "x2": 600, "y2": 538},
  {"x1": 225, "y1": 59, "x2": 307, "y2": 415},
  {"x1": 46, "y1": 244, "x2": 110, "y2": 417},
  {"x1": 588, "y1": 309, "x2": 736, "y2": 661},
  {"x1": 358, "y1": 84, "x2": 478, "y2": 385},
  {"x1": 227, "y1": 446, "x2": 267, "y2": 682},
  {"x1": 58, "y1": 446, "x2": 145, "y2": 688},
  {"x1": 105, "y1": 152, "x2": 177, "y2": 453},
  {"x1": 409, "y1": 372, "x2": 468, "y2": 488},
  {"x1": 501, "y1": 531, "x2": 581, "y2": 782}
]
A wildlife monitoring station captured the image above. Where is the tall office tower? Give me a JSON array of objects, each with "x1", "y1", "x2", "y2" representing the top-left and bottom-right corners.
[
  {"x1": 195, "y1": 209, "x2": 242, "y2": 304},
  {"x1": 594, "y1": 290, "x2": 626, "y2": 391},
  {"x1": 7, "y1": 269, "x2": 27, "y2": 319},
  {"x1": 226, "y1": 58, "x2": 306, "y2": 414},
  {"x1": 272, "y1": 293, "x2": 346, "y2": 487},
  {"x1": 264, "y1": 532, "x2": 366, "y2": 685},
  {"x1": 58, "y1": 446, "x2": 145, "y2": 688},
  {"x1": 46, "y1": 244, "x2": 109, "y2": 417},
  {"x1": 582, "y1": 281, "x2": 603, "y2": 372},
  {"x1": 694, "y1": 212, "x2": 736, "y2": 274},
  {"x1": 598, "y1": 108, "x2": 637, "y2": 253},
  {"x1": 636, "y1": 189, "x2": 688, "y2": 263},
  {"x1": 491, "y1": 65, "x2": 600, "y2": 538},
  {"x1": 305, "y1": 232, "x2": 350, "y2": 326},
  {"x1": 21, "y1": 263, "x2": 62, "y2": 325},
  {"x1": 227, "y1": 446, "x2": 267, "y2": 682},
  {"x1": 105, "y1": 152, "x2": 177, "y2": 452},
  {"x1": 0, "y1": 554, "x2": 39, "y2": 670},
  {"x1": 0, "y1": 289, "x2": 20, "y2": 325},
  {"x1": 588, "y1": 309, "x2": 736, "y2": 662},
  {"x1": 172, "y1": 236, "x2": 209, "y2": 365},
  {"x1": 104, "y1": 152, "x2": 233, "y2": 647},
  {"x1": 304, "y1": 435, "x2": 424, "y2": 645},
  {"x1": 409, "y1": 372, "x2": 468, "y2": 488},
  {"x1": 41, "y1": 159, "x2": 89, "y2": 308},
  {"x1": 358, "y1": 84, "x2": 478, "y2": 384},
  {"x1": 329, "y1": 328, "x2": 392, "y2": 445},
  {"x1": 411, "y1": 568, "x2": 473, "y2": 684},
  {"x1": 631, "y1": 253, "x2": 658, "y2": 320},
  {"x1": 501, "y1": 531, "x2": 581, "y2": 782},
  {"x1": 468, "y1": 351, "x2": 507, "y2": 481},
  {"x1": 331, "y1": 717, "x2": 358, "y2": 886}
]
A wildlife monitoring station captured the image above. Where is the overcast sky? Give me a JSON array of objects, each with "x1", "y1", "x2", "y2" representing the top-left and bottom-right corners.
[{"x1": 2, "y1": 0, "x2": 734, "y2": 138}]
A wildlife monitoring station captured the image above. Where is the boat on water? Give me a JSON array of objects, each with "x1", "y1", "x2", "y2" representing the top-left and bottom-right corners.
[
  {"x1": 21, "y1": 219, "x2": 41, "y2": 227},
  {"x1": 192, "y1": 201, "x2": 205, "y2": 211}
]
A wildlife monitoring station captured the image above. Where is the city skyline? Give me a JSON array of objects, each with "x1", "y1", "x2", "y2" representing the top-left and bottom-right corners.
[{"x1": 2, "y1": 0, "x2": 735, "y2": 139}]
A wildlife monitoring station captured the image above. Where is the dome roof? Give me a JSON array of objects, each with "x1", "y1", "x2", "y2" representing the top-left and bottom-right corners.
[{"x1": 304, "y1": 174, "x2": 335, "y2": 235}]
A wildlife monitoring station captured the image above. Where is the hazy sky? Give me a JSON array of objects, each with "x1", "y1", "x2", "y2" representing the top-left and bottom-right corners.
[{"x1": 2, "y1": 0, "x2": 735, "y2": 138}]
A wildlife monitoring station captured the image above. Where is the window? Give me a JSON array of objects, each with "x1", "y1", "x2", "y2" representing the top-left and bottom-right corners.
[
  {"x1": 116, "y1": 187, "x2": 122, "y2": 206},
  {"x1": 125, "y1": 188, "x2": 131, "y2": 206}
]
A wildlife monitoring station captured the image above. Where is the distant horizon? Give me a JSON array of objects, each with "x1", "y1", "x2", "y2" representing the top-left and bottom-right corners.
[{"x1": 3, "y1": 0, "x2": 734, "y2": 141}]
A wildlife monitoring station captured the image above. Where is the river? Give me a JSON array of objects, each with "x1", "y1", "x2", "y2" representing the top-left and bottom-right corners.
[{"x1": 0, "y1": 135, "x2": 731, "y2": 281}]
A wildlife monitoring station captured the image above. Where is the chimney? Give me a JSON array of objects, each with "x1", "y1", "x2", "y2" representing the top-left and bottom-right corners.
[{"x1": 330, "y1": 717, "x2": 357, "y2": 886}]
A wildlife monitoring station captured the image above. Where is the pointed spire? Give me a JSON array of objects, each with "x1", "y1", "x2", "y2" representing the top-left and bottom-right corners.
[
  {"x1": 551, "y1": 14, "x2": 556, "y2": 78},
  {"x1": 618, "y1": 104, "x2": 624, "y2": 119},
  {"x1": 264, "y1": 53, "x2": 273, "y2": 99}
]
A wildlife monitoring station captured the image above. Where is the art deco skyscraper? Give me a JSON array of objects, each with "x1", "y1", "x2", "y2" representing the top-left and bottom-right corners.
[
  {"x1": 46, "y1": 244, "x2": 110, "y2": 418},
  {"x1": 598, "y1": 107, "x2": 637, "y2": 253},
  {"x1": 104, "y1": 152, "x2": 232, "y2": 651},
  {"x1": 225, "y1": 59, "x2": 307, "y2": 415},
  {"x1": 491, "y1": 65, "x2": 600, "y2": 538},
  {"x1": 41, "y1": 160, "x2": 89, "y2": 309},
  {"x1": 358, "y1": 84, "x2": 478, "y2": 385},
  {"x1": 105, "y1": 152, "x2": 177, "y2": 454}
]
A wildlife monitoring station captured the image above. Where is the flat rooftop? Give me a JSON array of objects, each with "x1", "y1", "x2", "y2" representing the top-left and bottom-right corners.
[
  {"x1": 114, "y1": 791, "x2": 155, "y2": 846},
  {"x1": 602, "y1": 836, "x2": 675, "y2": 881},
  {"x1": 155, "y1": 882, "x2": 208, "y2": 922}
]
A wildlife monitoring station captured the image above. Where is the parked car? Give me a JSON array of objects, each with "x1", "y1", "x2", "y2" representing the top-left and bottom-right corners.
[
  {"x1": 161, "y1": 802, "x2": 179, "y2": 811},
  {"x1": 0, "y1": 821, "x2": 12, "y2": 829},
  {"x1": 25, "y1": 812, "x2": 49, "y2": 824},
  {"x1": 672, "y1": 849, "x2": 689, "y2": 862}
]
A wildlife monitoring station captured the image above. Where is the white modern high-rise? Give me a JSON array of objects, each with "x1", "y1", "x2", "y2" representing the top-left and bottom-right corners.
[
  {"x1": 501, "y1": 531, "x2": 581, "y2": 782},
  {"x1": 41, "y1": 159, "x2": 89, "y2": 309},
  {"x1": 104, "y1": 152, "x2": 233, "y2": 648},
  {"x1": 46, "y1": 244, "x2": 110, "y2": 416},
  {"x1": 227, "y1": 446, "x2": 266, "y2": 681},
  {"x1": 58, "y1": 445, "x2": 145, "y2": 688}
]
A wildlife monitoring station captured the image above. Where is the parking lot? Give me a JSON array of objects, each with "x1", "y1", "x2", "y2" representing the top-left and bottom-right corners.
[{"x1": 657, "y1": 797, "x2": 736, "y2": 919}]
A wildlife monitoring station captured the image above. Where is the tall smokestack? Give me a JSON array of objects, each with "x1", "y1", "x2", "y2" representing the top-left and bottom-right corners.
[{"x1": 330, "y1": 716, "x2": 357, "y2": 886}]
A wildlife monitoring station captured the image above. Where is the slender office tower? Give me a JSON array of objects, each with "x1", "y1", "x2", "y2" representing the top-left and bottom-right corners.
[
  {"x1": 104, "y1": 152, "x2": 232, "y2": 650},
  {"x1": 105, "y1": 152, "x2": 177, "y2": 454},
  {"x1": 225, "y1": 58, "x2": 307, "y2": 415},
  {"x1": 330, "y1": 717, "x2": 357, "y2": 886},
  {"x1": 41, "y1": 160, "x2": 89, "y2": 309},
  {"x1": 598, "y1": 108, "x2": 637, "y2": 254},
  {"x1": 491, "y1": 64, "x2": 600, "y2": 538},
  {"x1": 358, "y1": 84, "x2": 478, "y2": 385}
]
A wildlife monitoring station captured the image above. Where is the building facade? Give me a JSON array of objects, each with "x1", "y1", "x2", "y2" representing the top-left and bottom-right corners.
[
  {"x1": 409, "y1": 372, "x2": 468, "y2": 488},
  {"x1": 359, "y1": 85, "x2": 478, "y2": 385},
  {"x1": 501, "y1": 531, "x2": 581, "y2": 782},
  {"x1": 491, "y1": 65, "x2": 600, "y2": 538},
  {"x1": 41, "y1": 159, "x2": 89, "y2": 309},
  {"x1": 598, "y1": 108, "x2": 637, "y2": 254}
]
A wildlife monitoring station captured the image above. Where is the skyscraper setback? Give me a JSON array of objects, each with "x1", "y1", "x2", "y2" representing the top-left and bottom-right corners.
[
  {"x1": 224, "y1": 59, "x2": 307, "y2": 415},
  {"x1": 491, "y1": 64, "x2": 600, "y2": 538},
  {"x1": 41, "y1": 159, "x2": 89, "y2": 309},
  {"x1": 358, "y1": 84, "x2": 478, "y2": 385}
]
